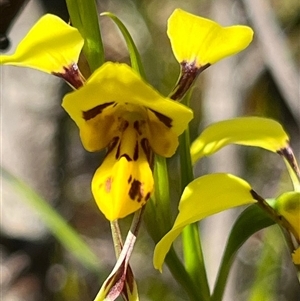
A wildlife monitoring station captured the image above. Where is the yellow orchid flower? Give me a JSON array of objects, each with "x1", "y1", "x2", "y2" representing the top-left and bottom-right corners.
[
  {"x1": 63, "y1": 62, "x2": 193, "y2": 221},
  {"x1": 168, "y1": 9, "x2": 254, "y2": 68},
  {"x1": 1, "y1": 14, "x2": 193, "y2": 221},
  {"x1": 0, "y1": 14, "x2": 85, "y2": 88}
]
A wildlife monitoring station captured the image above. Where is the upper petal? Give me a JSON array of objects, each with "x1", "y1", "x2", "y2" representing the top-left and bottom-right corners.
[
  {"x1": 62, "y1": 62, "x2": 193, "y2": 151},
  {"x1": 0, "y1": 14, "x2": 84, "y2": 73},
  {"x1": 167, "y1": 9, "x2": 253, "y2": 66},
  {"x1": 146, "y1": 109, "x2": 179, "y2": 157}
]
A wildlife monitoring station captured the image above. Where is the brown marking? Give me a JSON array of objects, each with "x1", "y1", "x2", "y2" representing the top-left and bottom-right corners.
[
  {"x1": 141, "y1": 138, "x2": 153, "y2": 164},
  {"x1": 105, "y1": 177, "x2": 112, "y2": 193},
  {"x1": 120, "y1": 154, "x2": 132, "y2": 162},
  {"x1": 128, "y1": 175, "x2": 132, "y2": 183},
  {"x1": 52, "y1": 63, "x2": 85, "y2": 89},
  {"x1": 145, "y1": 192, "x2": 151, "y2": 201},
  {"x1": 120, "y1": 120, "x2": 129, "y2": 132},
  {"x1": 129, "y1": 179, "x2": 142, "y2": 201},
  {"x1": 170, "y1": 61, "x2": 210, "y2": 100},
  {"x1": 82, "y1": 102, "x2": 114, "y2": 121},
  {"x1": 115, "y1": 142, "x2": 121, "y2": 160},
  {"x1": 277, "y1": 145, "x2": 300, "y2": 180},
  {"x1": 133, "y1": 141, "x2": 139, "y2": 161},
  {"x1": 106, "y1": 136, "x2": 119, "y2": 155},
  {"x1": 149, "y1": 109, "x2": 172, "y2": 128},
  {"x1": 133, "y1": 120, "x2": 142, "y2": 135}
]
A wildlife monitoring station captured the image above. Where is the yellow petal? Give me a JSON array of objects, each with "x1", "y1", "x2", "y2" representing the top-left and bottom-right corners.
[
  {"x1": 292, "y1": 247, "x2": 300, "y2": 265},
  {"x1": 191, "y1": 117, "x2": 289, "y2": 163},
  {"x1": 274, "y1": 191, "x2": 300, "y2": 241},
  {"x1": 167, "y1": 9, "x2": 253, "y2": 67},
  {"x1": 92, "y1": 124, "x2": 154, "y2": 221},
  {"x1": 146, "y1": 109, "x2": 179, "y2": 157},
  {"x1": 0, "y1": 14, "x2": 84, "y2": 73},
  {"x1": 79, "y1": 102, "x2": 120, "y2": 152},
  {"x1": 153, "y1": 173, "x2": 255, "y2": 271},
  {"x1": 62, "y1": 62, "x2": 193, "y2": 152}
]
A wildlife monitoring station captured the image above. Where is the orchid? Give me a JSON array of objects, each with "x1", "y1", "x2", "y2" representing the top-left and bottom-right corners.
[
  {"x1": 62, "y1": 62, "x2": 193, "y2": 220},
  {"x1": 0, "y1": 14, "x2": 192, "y2": 222}
]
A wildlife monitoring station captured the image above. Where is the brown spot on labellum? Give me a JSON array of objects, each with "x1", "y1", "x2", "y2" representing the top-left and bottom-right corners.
[
  {"x1": 129, "y1": 179, "x2": 142, "y2": 202},
  {"x1": 128, "y1": 175, "x2": 132, "y2": 183},
  {"x1": 105, "y1": 177, "x2": 112, "y2": 193},
  {"x1": 82, "y1": 102, "x2": 114, "y2": 121}
]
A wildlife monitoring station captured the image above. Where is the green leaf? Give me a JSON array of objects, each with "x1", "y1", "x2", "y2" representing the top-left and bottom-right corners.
[
  {"x1": 211, "y1": 204, "x2": 275, "y2": 301},
  {"x1": 191, "y1": 117, "x2": 289, "y2": 163},
  {"x1": 66, "y1": 0, "x2": 105, "y2": 72},
  {"x1": 100, "y1": 12, "x2": 146, "y2": 79},
  {"x1": 153, "y1": 173, "x2": 256, "y2": 272},
  {"x1": 1, "y1": 167, "x2": 101, "y2": 273}
]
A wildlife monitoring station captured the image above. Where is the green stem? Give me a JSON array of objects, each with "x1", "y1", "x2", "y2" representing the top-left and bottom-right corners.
[
  {"x1": 153, "y1": 155, "x2": 172, "y2": 232},
  {"x1": 178, "y1": 96, "x2": 210, "y2": 300},
  {"x1": 144, "y1": 155, "x2": 202, "y2": 300},
  {"x1": 179, "y1": 134, "x2": 210, "y2": 301},
  {"x1": 145, "y1": 195, "x2": 201, "y2": 300},
  {"x1": 66, "y1": 0, "x2": 104, "y2": 72},
  {"x1": 144, "y1": 155, "x2": 171, "y2": 242},
  {"x1": 165, "y1": 247, "x2": 202, "y2": 301},
  {"x1": 110, "y1": 220, "x2": 123, "y2": 257}
]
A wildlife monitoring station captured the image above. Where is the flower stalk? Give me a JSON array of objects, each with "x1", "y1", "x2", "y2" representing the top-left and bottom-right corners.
[{"x1": 65, "y1": 0, "x2": 104, "y2": 72}]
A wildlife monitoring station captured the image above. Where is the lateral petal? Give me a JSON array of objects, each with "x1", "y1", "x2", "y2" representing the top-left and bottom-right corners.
[
  {"x1": 153, "y1": 174, "x2": 255, "y2": 271},
  {"x1": 0, "y1": 14, "x2": 84, "y2": 74}
]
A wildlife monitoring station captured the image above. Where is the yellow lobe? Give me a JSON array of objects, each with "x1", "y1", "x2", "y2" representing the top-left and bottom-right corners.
[
  {"x1": 92, "y1": 124, "x2": 154, "y2": 221},
  {"x1": 167, "y1": 9, "x2": 253, "y2": 67},
  {"x1": 0, "y1": 14, "x2": 84, "y2": 74}
]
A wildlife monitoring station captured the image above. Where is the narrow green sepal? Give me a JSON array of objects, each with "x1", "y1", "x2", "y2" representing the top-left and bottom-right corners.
[{"x1": 100, "y1": 12, "x2": 146, "y2": 79}]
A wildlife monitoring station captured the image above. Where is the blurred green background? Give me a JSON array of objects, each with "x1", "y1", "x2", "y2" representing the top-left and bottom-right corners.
[{"x1": 1, "y1": 0, "x2": 300, "y2": 300}]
